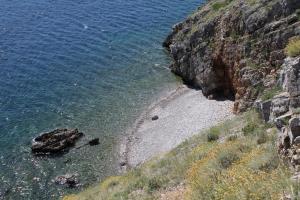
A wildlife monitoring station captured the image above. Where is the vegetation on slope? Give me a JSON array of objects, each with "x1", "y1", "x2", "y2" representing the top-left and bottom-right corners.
[
  {"x1": 285, "y1": 37, "x2": 300, "y2": 58},
  {"x1": 64, "y1": 111, "x2": 295, "y2": 200},
  {"x1": 211, "y1": 0, "x2": 233, "y2": 11},
  {"x1": 260, "y1": 86, "x2": 282, "y2": 101}
]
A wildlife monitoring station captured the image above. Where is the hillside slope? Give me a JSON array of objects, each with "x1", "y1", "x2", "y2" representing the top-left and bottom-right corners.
[{"x1": 64, "y1": 111, "x2": 294, "y2": 200}]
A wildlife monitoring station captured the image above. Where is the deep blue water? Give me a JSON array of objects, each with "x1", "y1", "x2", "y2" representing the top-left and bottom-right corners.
[{"x1": 0, "y1": 0, "x2": 203, "y2": 199}]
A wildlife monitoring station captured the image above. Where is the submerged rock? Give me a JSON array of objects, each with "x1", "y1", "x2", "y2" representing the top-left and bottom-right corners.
[
  {"x1": 76, "y1": 138, "x2": 100, "y2": 150},
  {"x1": 54, "y1": 174, "x2": 79, "y2": 188},
  {"x1": 88, "y1": 138, "x2": 100, "y2": 146},
  {"x1": 31, "y1": 128, "x2": 84, "y2": 154}
]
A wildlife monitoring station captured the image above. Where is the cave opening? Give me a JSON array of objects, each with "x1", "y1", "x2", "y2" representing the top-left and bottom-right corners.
[{"x1": 212, "y1": 57, "x2": 236, "y2": 101}]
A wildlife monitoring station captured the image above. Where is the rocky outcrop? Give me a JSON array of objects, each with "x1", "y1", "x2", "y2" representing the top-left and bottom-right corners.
[
  {"x1": 164, "y1": 0, "x2": 300, "y2": 113},
  {"x1": 256, "y1": 57, "x2": 300, "y2": 177},
  {"x1": 31, "y1": 128, "x2": 84, "y2": 154},
  {"x1": 280, "y1": 56, "x2": 300, "y2": 108}
]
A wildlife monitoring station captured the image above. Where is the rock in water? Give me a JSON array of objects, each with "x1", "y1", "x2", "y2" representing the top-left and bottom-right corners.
[
  {"x1": 88, "y1": 138, "x2": 100, "y2": 146},
  {"x1": 54, "y1": 174, "x2": 79, "y2": 188},
  {"x1": 31, "y1": 128, "x2": 84, "y2": 154}
]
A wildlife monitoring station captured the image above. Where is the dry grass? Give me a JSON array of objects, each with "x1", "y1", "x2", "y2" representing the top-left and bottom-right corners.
[
  {"x1": 185, "y1": 140, "x2": 289, "y2": 200},
  {"x1": 159, "y1": 185, "x2": 186, "y2": 200}
]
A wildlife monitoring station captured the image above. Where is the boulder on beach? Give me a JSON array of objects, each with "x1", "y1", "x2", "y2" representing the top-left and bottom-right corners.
[
  {"x1": 31, "y1": 128, "x2": 84, "y2": 154},
  {"x1": 151, "y1": 115, "x2": 159, "y2": 121}
]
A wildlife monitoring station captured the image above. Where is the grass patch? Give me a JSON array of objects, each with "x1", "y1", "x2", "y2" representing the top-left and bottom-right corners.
[
  {"x1": 261, "y1": 86, "x2": 282, "y2": 101},
  {"x1": 285, "y1": 36, "x2": 300, "y2": 57},
  {"x1": 257, "y1": 132, "x2": 268, "y2": 144},
  {"x1": 242, "y1": 122, "x2": 256, "y2": 136},
  {"x1": 64, "y1": 111, "x2": 293, "y2": 200},
  {"x1": 147, "y1": 177, "x2": 163, "y2": 192},
  {"x1": 247, "y1": 0, "x2": 258, "y2": 6},
  {"x1": 212, "y1": 0, "x2": 233, "y2": 11},
  {"x1": 292, "y1": 107, "x2": 300, "y2": 115},
  {"x1": 207, "y1": 126, "x2": 221, "y2": 141},
  {"x1": 186, "y1": 139, "x2": 290, "y2": 200},
  {"x1": 217, "y1": 151, "x2": 240, "y2": 169},
  {"x1": 246, "y1": 59, "x2": 259, "y2": 69}
]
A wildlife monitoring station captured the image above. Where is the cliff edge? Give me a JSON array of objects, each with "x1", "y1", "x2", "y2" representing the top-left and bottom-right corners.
[{"x1": 164, "y1": 0, "x2": 300, "y2": 113}]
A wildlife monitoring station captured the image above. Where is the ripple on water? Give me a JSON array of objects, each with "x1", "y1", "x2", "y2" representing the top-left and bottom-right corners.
[{"x1": 0, "y1": 0, "x2": 203, "y2": 199}]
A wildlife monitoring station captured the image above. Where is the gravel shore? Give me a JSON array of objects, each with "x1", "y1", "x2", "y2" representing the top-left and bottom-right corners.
[{"x1": 120, "y1": 85, "x2": 234, "y2": 168}]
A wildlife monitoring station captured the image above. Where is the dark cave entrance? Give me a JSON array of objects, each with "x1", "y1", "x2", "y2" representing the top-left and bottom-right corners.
[{"x1": 211, "y1": 57, "x2": 236, "y2": 101}]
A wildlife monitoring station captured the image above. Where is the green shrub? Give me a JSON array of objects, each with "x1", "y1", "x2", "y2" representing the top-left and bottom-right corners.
[
  {"x1": 212, "y1": 0, "x2": 233, "y2": 11},
  {"x1": 207, "y1": 127, "x2": 220, "y2": 141},
  {"x1": 285, "y1": 37, "x2": 300, "y2": 57},
  {"x1": 247, "y1": 60, "x2": 259, "y2": 69},
  {"x1": 292, "y1": 107, "x2": 300, "y2": 115},
  {"x1": 242, "y1": 122, "x2": 256, "y2": 136},
  {"x1": 212, "y1": 2, "x2": 225, "y2": 11},
  {"x1": 247, "y1": 0, "x2": 257, "y2": 6},
  {"x1": 247, "y1": 147, "x2": 279, "y2": 172},
  {"x1": 291, "y1": 182, "x2": 300, "y2": 199},
  {"x1": 261, "y1": 86, "x2": 281, "y2": 101},
  {"x1": 218, "y1": 152, "x2": 239, "y2": 169},
  {"x1": 226, "y1": 134, "x2": 238, "y2": 141},
  {"x1": 257, "y1": 132, "x2": 268, "y2": 144},
  {"x1": 147, "y1": 177, "x2": 162, "y2": 192}
]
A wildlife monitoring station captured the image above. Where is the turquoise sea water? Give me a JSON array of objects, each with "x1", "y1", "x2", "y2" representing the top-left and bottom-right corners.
[{"x1": 0, "y1": 0, "x2": 203, "y2": 199}]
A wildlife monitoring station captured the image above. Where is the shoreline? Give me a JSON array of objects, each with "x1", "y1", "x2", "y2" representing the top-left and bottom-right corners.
[
  {"x1": 118, "y1": 85, "x2": 186, "y2": 170},
  {"x1": 119, "y1": 84, "x2": 235, "y2": 169}
]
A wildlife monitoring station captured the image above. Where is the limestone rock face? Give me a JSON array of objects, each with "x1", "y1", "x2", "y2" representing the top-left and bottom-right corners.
[
  {"x1": 164, "y1": 0, "x2": 300, "y2": 113},
  {"x1": 280, "y1": 57, "x2": 300, "y2": 108},
  {"x1": 289, "y1": 117, "x2": 300, "y2": 140},
  {"x1": 257, "y1": 57, "x2": 300, "y2": 176},
  {"x1": 255, "y1": 99, "x2": 272, "y2": 122},
  {"x1": 269, "y1": 93, "x2": 290, "y2": 121}
]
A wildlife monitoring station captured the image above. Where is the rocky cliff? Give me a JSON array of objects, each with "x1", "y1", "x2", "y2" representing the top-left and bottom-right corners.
[
  {"x1": 164, "y1": 0, "x2": 300, "y2": 113},
  {"x1": 256, "y1": 57, "x2": 300, "y2": 182}
]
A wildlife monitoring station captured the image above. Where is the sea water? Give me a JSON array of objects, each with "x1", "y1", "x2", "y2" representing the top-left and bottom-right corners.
[{"x1": 0, "y1": 0, "x2": 203, "y2": 198}]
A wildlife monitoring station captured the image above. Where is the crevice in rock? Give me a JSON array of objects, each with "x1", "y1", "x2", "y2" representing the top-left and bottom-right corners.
[
  {"x1": 283, "y1": 136, "x2": 291, "y2": 149},
  {"x1": 211, "y1": 55, "x2": 236, "y2": 101}
]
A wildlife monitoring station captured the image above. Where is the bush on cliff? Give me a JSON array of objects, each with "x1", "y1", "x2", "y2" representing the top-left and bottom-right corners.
[
  {"x1": 207, "y1": 126, "x2": 221, "y2": 141},
  {"x1": 285, "y1": 37, "x2": 300, "y2": 57},
  {"x1": 211, "y1": 0, "x2": 233, "y2": 11},
  {"x1": 261, "y1": 86, "x2": 282, "y2": 101}
]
